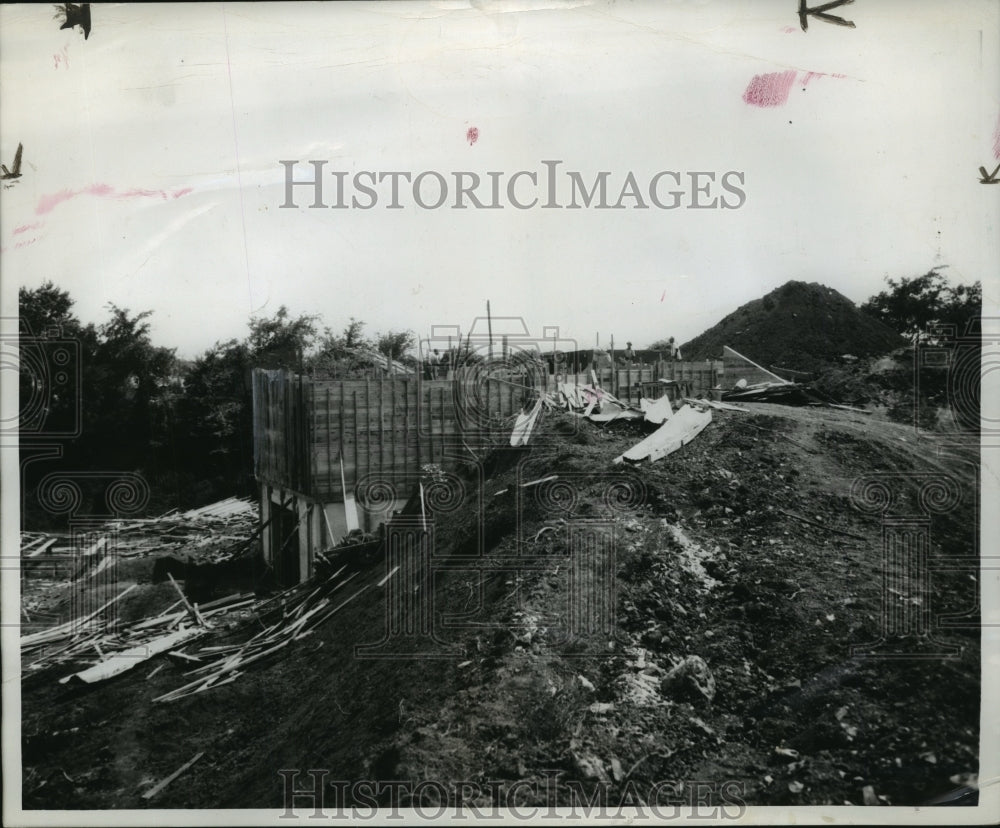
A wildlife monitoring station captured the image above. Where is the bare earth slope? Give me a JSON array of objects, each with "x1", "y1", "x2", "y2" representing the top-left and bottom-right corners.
[{"x1": 21, "y1": 405, "x2": 979, "y2": 810}]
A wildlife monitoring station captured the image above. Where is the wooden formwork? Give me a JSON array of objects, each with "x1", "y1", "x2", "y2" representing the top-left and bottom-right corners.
[{"x1": 252, "y1": 369, "x2": 531, "y2": 503}]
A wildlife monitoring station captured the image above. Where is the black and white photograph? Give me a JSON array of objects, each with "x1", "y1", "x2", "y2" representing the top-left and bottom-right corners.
[{"x1": 1, "y1": 1, "x2": 997, "y2": 824}]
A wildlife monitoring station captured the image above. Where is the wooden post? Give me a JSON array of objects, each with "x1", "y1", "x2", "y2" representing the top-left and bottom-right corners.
[
  {"x1": 325, "y1": 385, "x2": 333, "y2": 498},
  {"x1": 352, "y1": 390, "x2": 359, "y2": 496},
  {"x1": 610, "y1": 335, "x2": 616, "y2": 398},
  {"x1": 365, "y1": 378, "x2": 372, "y2": 478},
  {"x1": 486, "y1": 300, "x2": 493, "y2": 360},
  {"x1": 389, "y1": 379, "x2": 396, "y2": 488}
]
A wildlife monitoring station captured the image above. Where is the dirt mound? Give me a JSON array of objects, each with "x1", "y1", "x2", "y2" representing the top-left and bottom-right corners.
[{"x1": 680, "y1": 281, "x2": 905, "y2": 373}]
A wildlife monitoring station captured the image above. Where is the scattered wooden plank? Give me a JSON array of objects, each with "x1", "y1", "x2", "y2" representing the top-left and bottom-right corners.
[
  {"x1": 25, "y1": 538, "x2": 57, "y2": 558},
  {"x1": 81, "y1": 536, "x2": 108, "y2": 557},
  {"x1": 62, "y1": 627, "x2": 205, "y2": 685},
  {"x1": 520, "y1": 474, "x2": 558, "y2": 489},
  {"x1": 683, "y1": 397, "x2": 748, "y2": 412},
  {"x1": 191, "y1": 602, "x2": 208, "y2": 627},
  {"x1": 20, "y1": 583, "x2": 139, "y2": 648},
  {"x1": 377, "y1": 565, "x2": 401, "y2": 588},
  {"x1": 167, "y1": 650, "x2": 203, "y2": 665},
  {"x1": 828, "y1": 403, "x2": 872, "y2": 414},
  {"x1": 142, "y1": 752, "x2": 205, "y2": 800},
  {"x1": 198, "y1": 592, "x2": 254, "y2": 611},
  {"x1": 130, "y1": 609, "x2": 187, "y2": 632},
  {"x1": 200, "y1": 598, "x2": 256, "y2": 618},
  {"x1": 167, "y1": 573, "x2": 205, "y2": 627}
]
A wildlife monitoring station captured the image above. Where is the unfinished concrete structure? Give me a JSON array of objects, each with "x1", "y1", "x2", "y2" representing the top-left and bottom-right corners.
[
  {"x1": 252, "y1": 345, "x2": 777, "y2": 583},
  {"x1": 252, "y1": 369, "x2": 529, "y2": 583}
]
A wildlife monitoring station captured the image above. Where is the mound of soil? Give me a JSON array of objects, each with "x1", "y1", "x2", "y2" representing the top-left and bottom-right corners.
[{"x1": 680, "y1": 281, "x2": 906, "y2": 373}]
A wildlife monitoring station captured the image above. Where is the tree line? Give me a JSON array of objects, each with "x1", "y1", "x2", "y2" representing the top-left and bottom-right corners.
[
  {"x1": 17, "y1": 269, "x2": 981, "y2": 528},
  {"x1": 18, "y1": 282, "x2": 414, "y2": 527}
]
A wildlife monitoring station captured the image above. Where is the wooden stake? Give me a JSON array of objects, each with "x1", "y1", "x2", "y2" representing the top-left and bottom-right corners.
[
  {"x1": 321, "y1": 505, "x2": 336, "y2": 548},
  {"x1": 167, "y1": 573, "x2": 204, "y2": 627}
]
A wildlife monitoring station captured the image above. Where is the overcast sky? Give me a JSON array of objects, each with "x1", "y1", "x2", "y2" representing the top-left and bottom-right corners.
[{"x1": 1, "y1": 1, "x2": 997, "y2": 359}]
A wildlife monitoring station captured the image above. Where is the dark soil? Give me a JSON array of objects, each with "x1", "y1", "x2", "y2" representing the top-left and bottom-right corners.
[
  {"x1": 20, "y1": 404, "x2": 980, "y2": 811},
  {"x1": 680, "y1": 281, "x2": 906, "y2": 372}
]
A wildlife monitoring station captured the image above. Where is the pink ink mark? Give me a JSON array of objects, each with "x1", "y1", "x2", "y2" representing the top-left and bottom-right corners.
[
  {"x1": 13, "y1": 221, "x2": 42, "y2": 236},
  {"x1": 660, "y1": 290, "x2": 666, "y2": 302},
  {"x1": 992, "y1": 113, "x2": 1000, "y2": 159},
  {"x1": 781, "y1": 26, "x2": 798, "y2": 33},
  {"x1": 118, "y1": 187, "x2": 168, "y2": 200},
  {"x1": 801, "y1": 70, "x2": 845, "y2": 86},
  {"x1": 35, "y1": 184, "x2": 192, "y2": 216},
  {"x1": 466, "y1": 127, "x2": 479, "y2": 146},
  {"x1": 35, "y1": 190, "x2": 77, "y2": 215},
  {"x1": 743, "y1": 70, "x2": 797, "y2": 107}
]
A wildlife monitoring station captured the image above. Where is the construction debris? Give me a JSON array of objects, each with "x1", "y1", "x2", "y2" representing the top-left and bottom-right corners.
[
  {"x1": 683, "y1": 397, "x2": 748, "y2": 413},
  {"x1": 722, "y1": 380, "x2": 842, "y2": 408},
  {"x1": 62, "y1": 627, "x2": 206, "y2": 686},
  {"x1": 23, "y1": 588, "x2": 255, "y2": 679},
  {"x1": 640, "y1": 395, "x2": 674, "y2": 424},
  {"x1": 142, "y1": 752, "x2": 205, "y2": 800},
  {"x1": 153, "y1": 567, "x2": 368, "y2": 703},
  {"x1": 613, "y1": 405, "x2": 712, "y2": 464},
  {"x1": 21, "y1": 497, "x2": 259, "y2": 573},
  {"x1": 510, "y1": 397, "x2": 543, "y2": 446},
  {"x1": 544, "y1": 383, "x2": 646, "y2": 423}
]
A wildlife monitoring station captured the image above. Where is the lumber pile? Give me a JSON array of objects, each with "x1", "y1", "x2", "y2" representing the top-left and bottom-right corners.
[
  {"x1": 20, "y1": 496, "x2": 259, "y2": 590},
  {"x1": 20, "y1": 495, "x2": 374, "y2": 697},
  {"x1": 21, "y1": 586, "x2": 254, "y2": 678},
  {"x1": 106, "y1": 496, "x2": 258, "y2": 560},
  {"x1": 153, "y1": 565, "x2": 369, "y2": 702}
]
